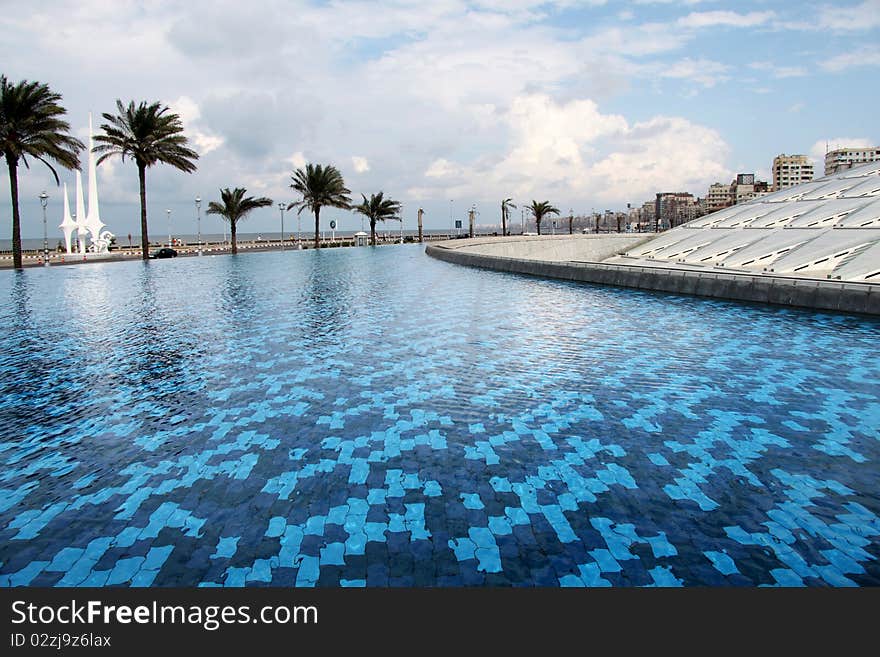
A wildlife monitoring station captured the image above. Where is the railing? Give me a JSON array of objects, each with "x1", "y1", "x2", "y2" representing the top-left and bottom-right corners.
[{"x1": 0, "y1": 233, "x2": 476, "y2": 264}]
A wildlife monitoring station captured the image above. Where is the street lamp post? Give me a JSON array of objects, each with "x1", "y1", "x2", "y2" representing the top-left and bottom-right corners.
[
  {"x1": 39, "y1": 191, "x2": 49, "y2": 266},
  {"x1": 521, "y1": 207, "x2": 524, "y2": 234},
  {"x1": 166, "y1": 209, "x2": 172, "y2": 247},
  {"x1": 278, "y1": 203, "x2": 285, "y2": 251},
  {"x1": 195, "y1": 196, "x2": 202, "y2": 256},
  {"x1": 297, "y1": 210, "x2": 302, "y2": 249},
  {"x1": 449, "y1": 199, "x2": 454, "y2": 236}
]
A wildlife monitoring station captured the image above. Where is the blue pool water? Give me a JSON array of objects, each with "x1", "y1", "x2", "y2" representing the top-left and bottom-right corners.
[{"x1": 1, "y1": 245, "x2": 878, "y2": 587}]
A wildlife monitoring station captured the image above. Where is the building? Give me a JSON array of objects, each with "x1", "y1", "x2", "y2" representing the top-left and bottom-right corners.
[
  {"x1": 732, "y1": 175, "x2": 772, "y2": 204},
  {"x1": 704, "y1": 174, "x2": 772, "y2": 214},
  {"x1": 825, "y1": 146, "x2": 880, "y2": 176},
  {"x1": 634, "y1": 201, "x2": 655, "y2": 232},
  {"x1": 704, "y1": 182, "x2": 733, "y2": 213},
  {"x1": 772, "y1": 154, "x2": 814, "y2": 190},
  {"x1": 655, "y1": 192, "x2": 699, "y2": 230}
]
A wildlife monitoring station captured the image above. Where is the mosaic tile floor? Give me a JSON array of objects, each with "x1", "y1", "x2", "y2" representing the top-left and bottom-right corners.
[{"x1": 1, "y1": 244, "x2": 878, "y2": 587}]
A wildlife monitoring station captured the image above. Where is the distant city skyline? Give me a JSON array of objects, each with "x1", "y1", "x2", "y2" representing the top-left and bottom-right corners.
[{"x1": 2, "y1": 0, "x2": 878, "y2": 238}]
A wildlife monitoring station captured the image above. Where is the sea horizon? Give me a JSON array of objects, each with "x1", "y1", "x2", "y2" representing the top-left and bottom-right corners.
[{"x1": 1, "y1": 228, "x2": 493, "y2": 252}]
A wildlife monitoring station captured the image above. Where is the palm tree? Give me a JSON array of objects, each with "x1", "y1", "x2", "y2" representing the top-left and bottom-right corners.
[
  {"x1": 206, "y1": 187, "x2": 273, "y2": 254},
  {"x1": 288, "y1": 163, "x2": 351, "y2": 249},
  {"x1": 93, "y1": 100, "x2": 199, "y2": 260},
  {"x1": 0, "y1": 76, "x2": 83, "y2": 270},
  {"x1": 352, "y1": 191, "x2": 401, "y2": 246},
  {"x1": 501, "y1": 198, "x2": 516, "y2": 237},
  {"x1": 528, "y1": 200, "x2": 560, "y2": 235}
]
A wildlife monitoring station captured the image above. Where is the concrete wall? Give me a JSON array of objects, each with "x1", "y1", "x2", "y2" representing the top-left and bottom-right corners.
[
  {"x1": 440, "y1": 234, "x2": 650, "y2": 262},
  {"x1": 426, "y1": 242, "x2": 880, "y2": 316}
]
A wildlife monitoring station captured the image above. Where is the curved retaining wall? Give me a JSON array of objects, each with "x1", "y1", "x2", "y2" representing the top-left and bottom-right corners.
[
  {"x1": 440, "y1": 233, "x2": 650, "y2": 261},
  {"x1": 426, "y1": 243, "x2": 880, "y2": 316}
]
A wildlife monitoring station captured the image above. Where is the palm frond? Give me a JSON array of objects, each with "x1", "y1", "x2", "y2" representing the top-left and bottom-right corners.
[
  {"x1": 206, "y1": 186, "x2": 273, "y2": 223},
  {"x1": 93, "y1": 99, "x2": 199, "y2": 172},
  {"x1": 289, "y1": 162, "x2": 352, "y2": 213},
  {"x1": 0, "y1": 75, "x2": 84, "y2": 171}
]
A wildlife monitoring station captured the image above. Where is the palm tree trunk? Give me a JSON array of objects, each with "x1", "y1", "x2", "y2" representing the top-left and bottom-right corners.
[
  {"x1": 371, "y1": 218, "x2": 376, "y2": 246},
  {"x1": 138, "y1": 163, "x2": 149, "y2": 260},
  {"x1": 501, "y1": 204, "x2": 506, "y2": 237},
  {"x1": 6, "y1": 154, "x2": 22, "y2": 270},
  {"x1": 230, "y1": 219, "x2": 237, "y2": 254},
  {"x1": 536, "y1": 216, "x2": 542, "y2": 235},
  {"x1": 314, "y1": 206, "x2": 321, "y2": 249}
]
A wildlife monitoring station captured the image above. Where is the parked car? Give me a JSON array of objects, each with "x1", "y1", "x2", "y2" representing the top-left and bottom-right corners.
[{"x1": 150, "y1": 248, "x2": 178, "y2": 259}]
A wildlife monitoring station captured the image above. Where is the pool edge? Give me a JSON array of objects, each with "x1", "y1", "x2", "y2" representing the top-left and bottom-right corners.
[{"x1": 425, "y1": 243, "x2": 880, "y2": 317}]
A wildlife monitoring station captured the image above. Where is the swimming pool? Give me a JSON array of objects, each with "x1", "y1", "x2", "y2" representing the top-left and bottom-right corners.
[{"x1": 1, "y1": 244, "x2": 878, "y2": 586}]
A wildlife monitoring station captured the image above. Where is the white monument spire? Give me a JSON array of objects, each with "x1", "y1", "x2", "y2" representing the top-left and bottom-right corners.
[
  {"x1": 59, "y1": 182, "x2": 77, "y2": 254},
  {"x1": 82, "y1": 113, "x2": 105, "y2": 242},
  {"x1": 74, "y1": 169, "x2": 87, "y2": 254}
]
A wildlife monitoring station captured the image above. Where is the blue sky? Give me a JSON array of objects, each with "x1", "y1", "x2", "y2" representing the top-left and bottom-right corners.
[{"x1": 2, "y1": 0, "x2": 878, "y2": 238}]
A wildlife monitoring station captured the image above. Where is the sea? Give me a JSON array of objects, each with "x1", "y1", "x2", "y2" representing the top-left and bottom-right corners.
[{"x1": 1, "y1": 229, "x2": 475, "y2": 252}]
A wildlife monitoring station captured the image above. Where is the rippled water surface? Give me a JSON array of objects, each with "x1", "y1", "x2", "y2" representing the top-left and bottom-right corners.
[{"x1": 1, "y1": 245, "x2": 878, "y2": 586}]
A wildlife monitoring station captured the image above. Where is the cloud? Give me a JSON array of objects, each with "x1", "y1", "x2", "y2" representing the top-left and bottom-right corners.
[
  {"x1": 413, "y1": 94, "x2": 730, "y2": 205},
  {"x1": 581, "y1": 23, "x2": 688, "y2": 57},
  {"x1": 287, "y1": 152, "x2": 307, "y2": 170},
  {"x1": 677, "y1": 10, "x2": 775, "y2": 29},
  {"x1": 168, "y1": 96, "x2": 224, "y2": 155},
  {"x1": 351, "y1": 156, "x2": 370, "y2": 173},
  {"x1": 788, "y1": 102, "x2": 805, "y2": 113},
  {"x1": 749, "y1": 62, "x2": 807, "y2": 79},
  {"x1": 816, "y1": 0, "x2": 880, "y2": 31},
  {"x1": 821, "y1": 46, "x2": 880, "y2": 72},
  {"x1": 659, "y1": 58, "x2": 730, "y2": 87}
]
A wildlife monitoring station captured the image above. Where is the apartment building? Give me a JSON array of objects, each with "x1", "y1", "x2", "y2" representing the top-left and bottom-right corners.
[
  {"x1": 655, "y1": 192, "x2": 699, "y2": 230},
  {"x1": 704, "y1": 182, "x2": 733, "y2": 213},
  {"x1": 772, "y1": 154, "x2": 814, "y2": 190},
  {"x1": 824, "y1": 146, "x2": 880, "y2": 175}
]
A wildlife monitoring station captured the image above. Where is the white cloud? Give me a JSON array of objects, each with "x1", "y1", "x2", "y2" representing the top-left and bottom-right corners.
[
  {"x1": 817, "y1": 0, "x2": 880, "y2": 31},
  {"x1": 413, "y1": 94, "x2": 730, "y2": 205},
  {"x1": 425, "y1": 159, "x2": 465, "y2": 180},
  {"x1": 821, "y1": 46, "x2": 880, "y2": 72},
  {"x1": 588, "y1": 116, "x2": 730, "y2": 201},
  {"x1": 659, "y1": 58, "x2": 729, "y2": 87},
  {"x1": 287, "y1": 151, "x2": 307, "y2": 170},
  {"x1": 749, "y1": 62, "x2": 807, "y2": 79},
  {"x1": 788, "y1": 102, "x2": 805, "y2": 113},
  {"x1": 351, "y1": 156, "x2": 370, "y2": 173},
  {"x1": 168, "y1": 96, "x2": 224, "y2": 155},
  {"x1": 677, "y1": 10, "x2": 775, "y2": 29},
  {"x1": 581, "y1": 23, "x2": 688, "y2": 57}
]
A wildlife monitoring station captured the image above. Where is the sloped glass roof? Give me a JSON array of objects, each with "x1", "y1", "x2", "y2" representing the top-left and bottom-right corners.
[{"x1": 606, "y1": 160, "x2": 880, "y2": 281}]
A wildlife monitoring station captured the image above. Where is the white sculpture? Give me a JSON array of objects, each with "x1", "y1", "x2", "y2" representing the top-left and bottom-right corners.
[
  {"x1": 59, "y1": 114, "x2": 113, "y2": 255},
  {"x1": 59, "y1": 182, "x2": 77, "y2": 253},
  {"x1": 74, "y1": 170, "x2": 86, "y2": 253}
]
